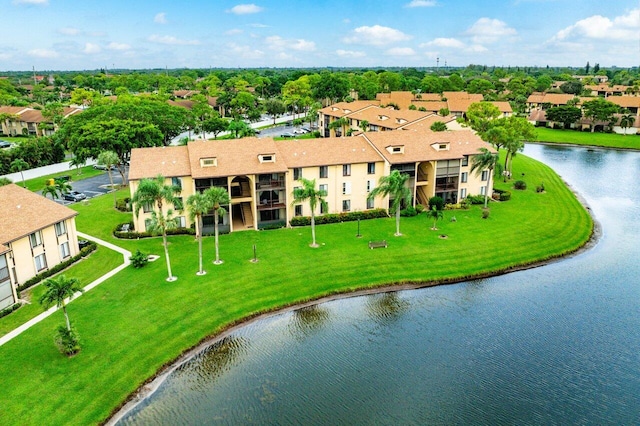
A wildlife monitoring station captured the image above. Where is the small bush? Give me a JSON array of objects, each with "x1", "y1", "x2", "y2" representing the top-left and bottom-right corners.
[
  {"x1": 290, "y1": 208, "x2": 388, "y2": 227},
  {"x1": 428, "y1": 196, "x2": 444, "y2": 211},
  {"x1": 444, "y1": 203, "x2": 462, "y2": 210},
  {"x1": 0, "y1": 302, "x2": 22, "y2": 319},
  {"x1": 113, "y1": 223, "x2": 195, "y2": 239},
  {"x1": 460, "y1": 198, "x2": 471, "y2": 209},
  {"x1": 514, "y1": 180, "x2": 527, "y2": 190},
  {"x1": 400, "y1": 206, "x2": 418, "y2": 217},
  {"x1": 466, "y1": 195, "x2": 485, "y2": 205},
  {"x1": 482, "y1": 209, "x2": 490, "y2": 219},
  {"x1": 115, "y1": 198, "x2": 132, "y2": 212},
  {"x1": 415, "y1": 204, "x2": 425, "y2": 214},
  {"x1": 536, "y1": 182, "x2": 545, "y2": 193},
  {"x1": 54, "y1": 325, "x2": 80, "y2": 356},
  {"x1": 492, "y1": 188, "x2": 511, "y2": 201},
  {"x1": 130, "y1": 250, "x2": 149, "y2": 269}
]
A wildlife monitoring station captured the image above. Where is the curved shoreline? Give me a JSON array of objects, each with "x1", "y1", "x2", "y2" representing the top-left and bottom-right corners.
[
  {"x1": 529, "y1": 140, "x2": 640, "y2": 152},
  {"x1": 105, "y1": 180, "x2": 601, "y2": 425}
]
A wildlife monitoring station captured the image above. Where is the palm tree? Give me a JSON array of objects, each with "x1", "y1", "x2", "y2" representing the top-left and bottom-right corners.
[
  {"x1": 10, "y1": 158, "x2": 29, "y2": 188},
  {"x1": 471, "y1": 147, "x2": 500, "y2": 208},
  {"x1": 54, "y1": 178, "x2": 72, "y2": 197},
  {"x1": 291, "y1": 178, "x2": 327, "y2": 248},
  {"x1": 359, "y1": 120, "x2": 370, "y2": 132},
  {"x1": 131, "y1": 175, "x2": 180, "y2": 281},
  {"x1": 146, "y1": 210, "x2": 179, "y2": 281},
  {"x1": 427, "y1": 206, "x2": 444, "y2": 230},
  {"x1": 42, "y1": 183, "x2": 59, "y2": 200},
  {"x1": 97, "y1": 150, "x2": 119, "y2": 208},
  {"x1": 367, "y1": 170, "x2": 411, "y2": 236},
  {"x1": 186, "y1": 192, "x2": 214, "y2": 275},
  {"x1": 39, "y1": 275, "x2": 83, "y2": 332},
  {"x1": 68, "y1": 156, "x2": 85, "y2": 175},
  {"x1": 204, "y1": 186, "x2": 231, "y2": 264},
  {"x1": 619, "y1": 112, "x2": 635, "y2": 136}
]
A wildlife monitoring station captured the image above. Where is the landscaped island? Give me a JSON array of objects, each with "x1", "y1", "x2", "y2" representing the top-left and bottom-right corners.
[{"x1": 0, "y1": 153, "x2": 593, "y2": 425}]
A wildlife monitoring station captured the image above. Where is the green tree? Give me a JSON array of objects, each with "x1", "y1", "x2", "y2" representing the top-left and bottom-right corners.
[
  {"x1": 227, "y1": 119, "x2": 251, "y2": 138},
  {"x1": 0, "y1": 177, "x2": 12, "y2": 186},
  {"x1": 42, "y1": 102, "x2": 65, "y2": 130},
  {"x1": 202, "y1": 115, "x2": 228, "y2": 139},
  {"x1": 430, "y1": 121, "x2": 447, "y2": 132},
  {"x1": 131, "y1": 175, "x2": 180, "y2": 281},
  {"x1": 466, "y1": 102, "x2": 501, "y2": 135},
  {"x1": 359, "y1": 120, "x2": 370, "y2": 132},
  {"x1": 559, "y1": 81, "x2": 583, "y2": 95},
  {"x1": 367, "y1": 170, "x2": 411, "y2": 236},
  {"x1": 470, "y1": 147, "x2": 499, "y2": 208},
  {"x1": 9, "y1": 158, "x2": 29, "y2": 188},
  {"x1": 204, "y1": 186, "x2": 231, "y2": 264},
  {"x1": 68, "y1": 156, "x2": 86, "y2": 175},
  {"x1": 39, "y1": 275, "x2": 83, "y2": 332},
  {"x1": 545, "y1": 105, "x2": 582, "y2": 129},
  {"x1": 427, "y1": 206, "x2": 444, "y2": 230},
  {"x1": 264, "y1": 98, "x2": 286, "y2": 125},
  {"x1": 618, "y1": 112, "x2": 635, "y2": 136},
  {"x1": 42, "y1": 183, "x2": 59, "y2": 199},
  {"x1": 54, "y1": 178, "x2": 72, "y2": 196},
  {"x1": 186, "y1": 192, "x2": 214, "y2": 275},
  {"x1": 328, "y1": 117, "x2": 349, "y2": 137},
  {"x1": 97, "y1": 150, "x2": 119, "y2": 208},
  {"x1": 291, "y1": 178, "x2": 328, "y2": 248},
  {"x1": 582, "y1": 98, "x2": 620, "y2": 132}
]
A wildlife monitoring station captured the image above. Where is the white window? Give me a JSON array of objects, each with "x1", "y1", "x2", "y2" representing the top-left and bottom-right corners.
[
  {"x1": 59, "y1": 242, "x2": 70, "y2": 259},
  {"x1": 342, "y1": 200, "x2": 351, "y2": 212},
  {"x1": 366, "y1": 198, "x2": 374, "y2": 209},
  {"x1": 480, "y1": 186, "x2": 487, "y2": 195},
  {"x1": 481, "y1": 170, "x2": 488, "y2": 181},
  {"x1": 200, "y1": 157, "x2": 217, "y2": 167},
  {"x1": 176, "y1": 216, "x2": 186, "y2": 228},
  {"x1": 461, "y1": 172, "x2": 468, "y2": 183},
  {"x1": 29, "y1": 231, "x2": 42, "y2": 248},
  {"x1": 342, "y1": 181, "x2": 351, "y2": 195},
  {"x1": 367, "y1": 180, "x2": 374, "y2": 192},
  {"x1": 319, "y1": 184, "x2": 328, "y2": 195},
  {"x1": 55, "y1": 221, "x2": 67, "y2": 236},
  {"x1": 460, "y1": 188, "x2": 467, "y2": 199},
  {"x1": 34, "y1": 253, "x2": 47, "y2": 272}
]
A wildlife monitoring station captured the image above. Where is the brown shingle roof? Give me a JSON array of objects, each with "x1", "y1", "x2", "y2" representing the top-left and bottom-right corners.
[
  {"x1": 0, "y1": 184, "x2": 78, "y2": 244},
  {"x1": 17, "y1": 109, "x2": 45, "y2": 123},
  {"x1": 319, "y1": 101, "x2": 378, "y2": 117},
  {"x1": 129, "y1": 145, "x2": 191, "y2": 181},
  {"x1": 363, "y1": 129, "x2": 493, "y2": 164},
  {"x1": 607, "y1": 96, "x2": 640, "y2": 109},
  {"x1": 0, "y1": 106, "x2": 29, "y2": 115},
  {"x1": 276, "y1": 135, "x2": 383, "y2": 168},
  {"x1": 187, "y1": 138, "x2": 287, "y2": 178},
  {"x1": 443, "y1": 92, "x2": 483, "y2": 102},
  {"x1": 402, "y1": 114, "x2": 458, "y2": 131},
  {"x1": 347, "y1": 107, "x2": 433, "y2": 129}
]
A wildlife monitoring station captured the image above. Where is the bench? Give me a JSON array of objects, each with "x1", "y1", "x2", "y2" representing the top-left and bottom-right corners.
[{"x1": 368, "y1": 240, "x2": 387, "y2": 249}]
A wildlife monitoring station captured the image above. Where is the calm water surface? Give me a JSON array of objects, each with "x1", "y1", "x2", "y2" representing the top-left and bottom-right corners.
[{"x1": 119, "y1": 144, "x2": 640, "y2": 425}]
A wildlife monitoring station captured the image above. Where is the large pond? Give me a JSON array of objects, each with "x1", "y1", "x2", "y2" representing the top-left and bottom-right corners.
[{"x1": 118, "y1": 144, "x2": 640, "y2": 425}]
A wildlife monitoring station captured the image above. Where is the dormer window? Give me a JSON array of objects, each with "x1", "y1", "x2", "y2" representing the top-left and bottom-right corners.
[
  {"x1": 386, "y1": 145, "x2": 404, "y2": 154},
  {"x1": 259, "y1": 154, "x2": 275, "y2": 163},
  {"x1": 396, "y1": 118, "x2": 407, "y2": 124},
  {"x1": 378, "y1": 115, "x2": 389, "y2": 120},
  {"x1": 200, "y1": 157, "x2": 217, "y2": 167},
  {"x1": 432, "y1": 142, "x2": 450, "y2": 151}
]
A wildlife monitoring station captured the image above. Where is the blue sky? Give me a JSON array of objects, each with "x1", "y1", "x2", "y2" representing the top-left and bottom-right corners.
[{"x1": 1, "y1": 0, "x2": 638, "y2": 71}]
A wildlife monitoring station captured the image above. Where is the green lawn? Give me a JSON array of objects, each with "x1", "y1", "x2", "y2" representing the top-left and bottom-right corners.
[
  {"x1": 0, "y1": 153, "x2": 593, "y2": 425},
  {"x1": 534, "y1": 127, "x2": 640, "y2": 150},
  {"x1": 17, "y1": 165, "x2": 105, "y2": 192}
]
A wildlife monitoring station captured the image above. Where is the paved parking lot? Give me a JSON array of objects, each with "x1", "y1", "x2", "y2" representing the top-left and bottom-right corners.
[{"x1": 47, "y1": 170, "x2": 126, "y2": 206}]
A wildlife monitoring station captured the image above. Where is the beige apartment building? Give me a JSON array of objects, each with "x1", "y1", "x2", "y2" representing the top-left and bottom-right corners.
[
  {"x1": 129, "y1": 129, "x2": 494, "y2": 236},
  {"x1": 0, "y1": 184, "x2": 79, "y2": 309}
]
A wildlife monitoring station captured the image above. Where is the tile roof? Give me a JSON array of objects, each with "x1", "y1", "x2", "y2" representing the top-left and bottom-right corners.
[
  {"x1": 0, "y1": 184, "x2": 78, "y2": 244},
  {"x1": 607, "y1": 96, "x2": 640, "y2": 109},
  {"x1": 319, "y1": 101, "x2": 378, "y2": 117},
  {"x1": 402, "y1": 114, "x2": 458, "y2": 131},
  {"x1": 0, "y1": 106, "x2": 29, "y2": 115},
  {"x1": 17, "y1": 109, "x2": 45, "y2": 123},
  {"x1": 276, "y1": 135, "x2": 383, "y2": 168},
  {"x1": 442, "y1": 92, "x2": 483, "y2": 102},
  {"x1": 129, "y1": 145, "x2": 191, "y2": 181},
  {"x1": 347, "y1": 107, "x2": 433, "y2": 129},
  {"x1": 363, "y1": 129, "x2": 493, "y2": 164}
]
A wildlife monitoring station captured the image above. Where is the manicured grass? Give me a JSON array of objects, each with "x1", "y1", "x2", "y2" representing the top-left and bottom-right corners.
[
  {"x1": 0, "y1": 153, "x2": 593, "y2": 425},
  {"x1": 19, "y1": 165, "x2": 105, "y2": 192},
  {"x1": 535, "y1": 127, "x2": 640, "y2": 150}
]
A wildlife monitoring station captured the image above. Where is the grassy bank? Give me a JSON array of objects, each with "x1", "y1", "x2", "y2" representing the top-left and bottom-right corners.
[
  {"x1": 535, "y1": 127, "x2": 640, "y2": 150},
  {"x1": 0, "y1": 153, "x2": 593, "y2": 425}
]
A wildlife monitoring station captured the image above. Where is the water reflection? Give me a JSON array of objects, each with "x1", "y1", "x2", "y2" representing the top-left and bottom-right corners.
[
  {"x1": 364, "y1": 292, "x2": 409, "y2": 324},
  {"x1": 288, "y1": 305, "x2": 330, "y2": 339},
  {"x1": 184, "y1": 336, "x2": 248, "y2": 393}
]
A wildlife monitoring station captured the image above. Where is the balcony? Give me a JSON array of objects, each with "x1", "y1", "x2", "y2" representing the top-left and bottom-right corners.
[
  {"x1": 257, "y1": 199, "x2": 285, "y2": 211},
  {"x1": 256, "y1": 179, "x2": 285, "y2": 190}
]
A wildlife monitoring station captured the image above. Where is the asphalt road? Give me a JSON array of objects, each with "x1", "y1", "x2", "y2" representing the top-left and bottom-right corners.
[{"x1": 45, "y1": 169, "x2": 126, "y2": 206}]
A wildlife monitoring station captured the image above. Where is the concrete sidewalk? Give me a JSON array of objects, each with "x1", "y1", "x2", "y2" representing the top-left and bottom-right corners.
[
  {"x1": 0, "y1": 231, "x2": 131, "y2": 347},
  {"x1": 1, "y1": 159, "x2": 96, "y2": 183}
]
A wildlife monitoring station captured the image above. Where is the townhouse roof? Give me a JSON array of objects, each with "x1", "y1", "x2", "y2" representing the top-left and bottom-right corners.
[
  {"x1": 276, "y1": 135, "x2": 383, "y2": 168},
  {"x1": 187, "y1": 138, "x2": 287, "y2": 178},
  {"x1": 129, "y1": 145, "x2": 191, "y2": 181},
  {"x1": 347, "y1": 107, "x2": 433, "y2": 129},
  {"x1": 401, "y1": 114, "x2": 458, "y2": 131},
  {"x1": 412, "y1": 100, "x2": 449, "y2": 112},
  {"x1": 363, "y1": 129, "x2": 493, "y2": 165},
  {"x1": 526, "y1": 93, "x2": 577, "y2": 105},
  {"x1": 585, "y1": 84, "x2": 629, "y2": 93},
  {"x1": 0, "y1": 184, "x2": 78, "y2": 245},
  {"x1": 607, "y1": 96, "x2": 640, "y2": 109},
  {"x1": 0, "y1": 106, "x2": 30, "y2": 115},
  {"x1": 0, "y1": 243, "x2": 9, "y2": 255},
  {"x1": 167, "y1": 100, "x2": 194, "y2": 110},
  {"x1": 442, "y1": 92, "x2": 483, "y2": 102},
  {"x1": 17, "y1": 109, "x2": 45, "y2": 123},
  {"x1": 447, "y1": 99, "x2": 512, "y2": 114},
  {"x1": 319, "y1": 101, "x2": 378, "y2": 117}
]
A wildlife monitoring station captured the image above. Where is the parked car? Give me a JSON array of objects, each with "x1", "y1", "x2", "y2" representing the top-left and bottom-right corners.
[
  {"x1": 280, "y1": 132, "x2": 295, "y2": 138},
  {"x1": 293, "y1": 128, "x2": 306, "y2": 135},
  {"x1": 0, "y1": 140, "x2": 11, "y2": 149},
  {"x1": 93, "y1": 164, "x2": 117, "y2": 171},
  {"x1": 63, "y1": 191, "x2": 87, "y2": 202}
]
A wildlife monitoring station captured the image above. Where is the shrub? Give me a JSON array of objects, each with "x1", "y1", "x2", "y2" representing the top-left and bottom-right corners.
[
  {"x1": 536, "y1": 182, "x2": 545, "y2": 193},
  {"x1": 415, "y1": 204, "x2": 425, "y2": 214},
  {"x1": 408, "y1": 104, "x2": 417, "y2": 110},
  {"x1": 258, "y1": 221, "x2": 286, "y2": 230},
  {"x1": 428, "y1": 196, "x2": 444, "y2": 211},
  {"x1": 514, "y1": 180, "x2": 527, "y2": 190},
  {"x1": 54, "y1": 325, "x2": 80, "y2": 356},
  {"x1": 130, "y1": 250, "x2": 149, "y2": 269},
  {"x1": 312, "y1": 131, "x2": 321, "y2": 138},
  {"x1": 460, "y1": 198, "x2": 471, "y2": 209},
  {"x1": 0, "y1": 302, "x2": 22, "y2": 319},
  {"x1": 113, "y1": 223, "x2": 195, "y2": 239},
  {"x1": 115, "y1": 198, "x2": 132, "y2": 212},
  {"x1": 466, "y1": 195, "x2": 485, "y2": 205},
  {"x1": 492, "y1": 188, "x2": 511, "y2": 201},
  {"x1": 290, "y1": 208, "x2": 388, "y2": 227},
  {"x1": 400, "y1": 206, "x2": 418, "y2": 217},
  {"x1": 482, "y1": 209, "x2": 490, "y2": 219},
  {"x1": 444, "y1": 203, "x2": 462, "y2": 210}
]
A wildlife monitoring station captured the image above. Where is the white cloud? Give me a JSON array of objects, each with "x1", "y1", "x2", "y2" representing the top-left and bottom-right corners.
[
  {"x1": 465, "y1": 18, "x2": 517, "y2": 44},
  {"x1": 28, "y1": 48, "x2": 58, "y2": 58},
  {"x1": 228, "y1": 4, "x2": 263, "y2": 15},
  {"x1": 59, "y1": 27, "x2": 80, "y2": 36},
  {"x1": 343, "y1": 25, "x2": 412, "y2": 46},
  {"x1": 385, "y1": 47, "x2": 416, "y2": 56},
  {"x1": 0, "y1": 53, "x2": 12, "y2": 60},
  {"x1": 265, "y1": 35, "x2": 316, "y2": 51},
  {"x1": 422, "y1": 38, "x2": 465, "y2": 49},
  {"x1": 336, "y1": 49, "x2": 366, "y2": 58},
  {"x1": 83, "y1": 43, "x2": 101, "y2": 54},
  {"x1": 227, "y1": 42, "x2": 264, "y2": 59},
  {"x1": 405, "y1": 0, "x2": 436, "y2": 7},
  {"x1": 225, "y1": 29, "x2": 243, "y2": 35},
  {"x1": 154, "y1": 12, "x2": 167, "y2": 24},
  {"x1": 107, "y1": 42, "x2": 131, "y2": 51},
  {"x1": 551, "y1": 9, "x2": 639, "y2": 41},
  {"x1": 249, "y1": 23, "x2": 269, "y2": 28},
  {"x1": 147, "y1": 34, "x2": 200, "y2": 45},
  {"x1": 13, "y1": 0, "x2": 48, "y2": 4}
]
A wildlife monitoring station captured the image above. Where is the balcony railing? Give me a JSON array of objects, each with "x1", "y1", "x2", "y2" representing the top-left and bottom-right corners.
[
  {"x1": 257, "y1": 200, "x2": 285, "y2": 210},
  {"x1": 434, "y1": 183, "x2": 459, "y2": 192},
  {"x1": 256, "y1": 179, "x2": 285, "y2": 190}
]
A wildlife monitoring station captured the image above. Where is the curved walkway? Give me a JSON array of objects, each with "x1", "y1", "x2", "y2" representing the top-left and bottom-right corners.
[{"x1": 0, "y1": 232, "x2": 131, "y2": 347}]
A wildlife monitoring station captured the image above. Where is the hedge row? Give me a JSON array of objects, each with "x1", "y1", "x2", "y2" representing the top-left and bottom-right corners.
[
  {"x1": 17, "y1": 241, "x2": 97, "y2": 293},
  {"x1": 492, "y1": 188, "x2": 512, "y2": 201},
  {"x1": 289, "y1": 209, "x2": 388, "y2": 227},
  {"x1": 0, "y1": 302, "x2": 23, "y2": 319},
  {"x1": 113, "y1": 223, "x2": 196, "y2": 239}
]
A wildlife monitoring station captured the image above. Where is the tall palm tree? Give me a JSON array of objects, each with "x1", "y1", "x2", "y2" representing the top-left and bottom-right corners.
[
  {"x1": 97, "y1": 150, "x2": 119, "y2": 208},
  {"x1": 186, "y1": 192, "x2": 214, "y2": 275},
  {"x1": 131, "y1": 175, "x2": 180, "y2": 281},
  {"x1": 619, "y1": 112, "x2": 635, "y2": 136},
  {"x1": 39, "y1": 275, "x2": 83, "y2": 332},
  {"x1": 204, "y1": 186, "x2": 231, "y2": 264},
  {"x1": 54, "y1": 178, "x2": 72, "y2": 197},
  {"x1": 42, "y1": 183, "x2": 59, "y2": 200},
  {"x1": 367, "y1": 170, "x2": 411, "y2": 236},
  {"x1": 291, "y1": 178, "x2": 327, "y2": 248},
  {"x1": 471, "y1": 147, "x2": 500, "y2": 209},
  {"x1": 9, "y1": 158, "x2": 29, "y2": 188},
  {"x1": 146, "y1": 210, "x2": 179, "y2": 281}
]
